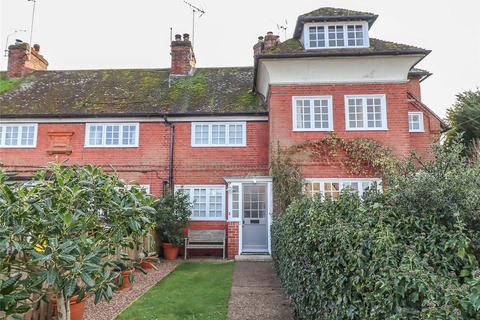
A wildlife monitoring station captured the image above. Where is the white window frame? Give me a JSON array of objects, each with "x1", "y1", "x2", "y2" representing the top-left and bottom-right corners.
[
  {"x1": 191, "y1": 122, "x2": 247, "y2": 147},
  {"x1": 175, "y1": 185, "x2": 226, "y2": 221},
  {"x1": 0, "y1": 123, "x2": 38, "y2": 148},
  {"x1": 292, "y1": 96, "x2": 334, "y2": 131},
  {"x1": 84, "y1": 123, "x2": 139, "y2": 148},
  {"x1": 304, "y1": 178, "x2": 382, "y2": 199},
  {"x1": 344, "y1": 94, "x2": 388, "y2": 131},
  {"x1": 304, "y1": 21, "x2": 369, "y2": 49},
  {"x1": 408, "y1": 112, "x2": 425, "y2": 132}
]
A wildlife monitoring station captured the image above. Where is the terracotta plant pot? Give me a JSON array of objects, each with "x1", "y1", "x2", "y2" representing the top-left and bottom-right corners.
[
  {"x1": 116, "y1": 268, "x2": 135, "y2": 291},
  {"x1": 163, "y1": 242, "x2": 180, "y2": 260},
  {"x1": 141, "y1": 256, "x2": 156, "y2": 270},
  {"x1": 51, "y1": 295, "x2": 86, "y2": 320}
]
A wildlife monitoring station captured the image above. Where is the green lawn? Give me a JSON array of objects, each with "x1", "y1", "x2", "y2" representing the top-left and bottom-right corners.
[{"x1": 117, "y1": 262, "x2": 235, "y2": 320}]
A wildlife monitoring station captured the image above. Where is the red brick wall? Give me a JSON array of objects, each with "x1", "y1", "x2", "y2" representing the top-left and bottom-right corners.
[
  {"x1": 173, "y1": 121, "x2": 270, "y2": 186},
  {"x1": 268, "y1": 82, "x2": 440, "y2": 178},
  {"x1": 227, "y1": 222, "x2": 240, "y2": 258}
]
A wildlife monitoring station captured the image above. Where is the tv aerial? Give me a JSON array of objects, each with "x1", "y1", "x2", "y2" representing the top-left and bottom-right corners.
[
  {"x1": 277, "y1": 20, "x2": 288, "y2": 40},
  {"x1": 4, "y1": 29, "x2": 27, "y2": 57},
  {"x1": 183, "y1": 0, "x2": 206, "y2": 48}
]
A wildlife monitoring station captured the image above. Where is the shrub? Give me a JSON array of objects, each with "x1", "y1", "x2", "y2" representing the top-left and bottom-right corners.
[
  {"x1": 0, "y1": 164, "x2": 156, "y2": 319},
  {"x1": 272, "y1": 143, "x2": 480, "y2": 319},
  {"x1": 153, "y1": 190, "x2": 191, "y2": 246}
]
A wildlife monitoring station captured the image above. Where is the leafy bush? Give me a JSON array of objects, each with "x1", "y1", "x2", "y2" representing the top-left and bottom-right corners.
[
  {"x1": 153, "y1": 190, "x2": 191, "y2": 246},
  {"x1": 272, "y1": 143, "x2": 480, "y2": 319},
  {"x1": 0, "y1": 164, "x2": 156, "y2": 319}
]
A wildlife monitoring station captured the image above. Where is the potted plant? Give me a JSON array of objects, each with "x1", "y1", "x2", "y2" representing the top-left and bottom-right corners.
[
  {"x1": 153, "y1": 190, "x2": 191, "y2": 260},
  {"x1": 138, "y1": 250, "x2": 159, "y2": 270},
  {"x1": 112, "y1": 260, "x2": 135, "y2": 292},
  {"x1": 50, "y1": 287, "x2": 86, "y2": 320}
]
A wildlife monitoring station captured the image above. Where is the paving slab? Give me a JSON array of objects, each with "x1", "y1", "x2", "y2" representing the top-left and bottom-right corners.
[{"x1": 228, "y1": 261, "x2": 294, "y2": 320}]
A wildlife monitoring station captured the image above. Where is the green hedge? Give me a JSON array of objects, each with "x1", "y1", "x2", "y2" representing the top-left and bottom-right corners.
[{"x1": 272, "y1": 144, "x2": 480, "y2": 319}]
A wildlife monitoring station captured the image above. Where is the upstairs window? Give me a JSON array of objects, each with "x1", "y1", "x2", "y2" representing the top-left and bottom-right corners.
[
  {"x1": 191, "y1": 122, "x2": 246, "y2": 147},
  {"x1": 176, "y1": 185, "x2": 226, "y2": 220},
  {"x1": 345, "y1": 95, "x2": 387, "y2": 130},
  {"x1": 305, "y1": 22, "x2": 368, "y2": 49},
  {"x1": 292, "y1": 96, "x2": 333, "y2": 131},
  {"x1": 408, "y1": 112, "x2": 424, "y2": 132},
  {"x1": 85, "y1": 123, "x2": 139, "y2": 147},
  {"x1": 0, "y1": 124, "x2": 37, "y2": 148}
]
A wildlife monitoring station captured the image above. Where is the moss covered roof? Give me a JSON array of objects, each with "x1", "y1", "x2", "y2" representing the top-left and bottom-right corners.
[
  {"x1": 0, "y1": 67, "x2": 265, "y2": 117},
  {"x1": 293, "y1": 7, "x2": 379, "y2": 38},
  {"x1": 260, "y1": 37, "x2": 429, "y2": 57},
  {"x1": 301, "y1": 7, "x2": 376, "y2": 18}
]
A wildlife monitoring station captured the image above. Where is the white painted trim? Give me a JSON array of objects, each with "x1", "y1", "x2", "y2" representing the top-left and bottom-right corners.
[
  {"x1": 0, "y1": 123, "x2": 38, "y2": 148},
  {"x1": 292, "y1": 96, "x2": 334, "y2": 131},
  {"x1": 191, "y1": 122, "x2": 247, "y2": 147},
  {"x1": 175, "y1": 184, "x2": 227, "y2": 221},
  {"x1": 267, "y1": 181, "x2": 273, "y2": 255},
  {"x1": 224, "y1": 176, "x2": 272, "y2": 183},
  {"x1": 225, "y1": 177, "x2": 272, "y2": 255},
  {"x1": 304, "y1": 21, "x2": 370, "y2": 50},
  {"x1": 408, "y1": 112, "x2": 425, "y2": 132},
  {"x1": 0, "y1": 115, "x2": 269, "y2": 124},
  {"x1": 227, "y1": 182, "x2": 242, "y2": 222},
  {"x1": 344, "y1": 94, "x2": 388, "y2": 131},
  {"x1": 84, "y1": 123, "x2": 139, "y2": 148}
]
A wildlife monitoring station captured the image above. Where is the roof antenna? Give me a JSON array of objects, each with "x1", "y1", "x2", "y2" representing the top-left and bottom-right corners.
[
  {"x1": 27, "y1": 0, "x2": 38, "y2": 49},
  {"x1": 4, "y1": 29, "x2": 27, "y2": 57},
  {"x1": 277, "y1": 20, "x2": 288, "y2": 41},
  {"x1": 183, "y1": 0, "x2": 206, "y2": 48}
]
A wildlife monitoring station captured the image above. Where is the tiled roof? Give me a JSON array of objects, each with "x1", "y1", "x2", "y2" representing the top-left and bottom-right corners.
[
  {"x1": 293, "y1": 7, "x2": 379, "y2": 38},
  {"x1": 259, "y1": 37, "x2": 430, "y2": 58},
  {"x1": 0, "y1": 67, "x2": 265, "y2": 117}
]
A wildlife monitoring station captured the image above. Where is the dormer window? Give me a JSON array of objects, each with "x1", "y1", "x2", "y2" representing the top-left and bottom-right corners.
[{"x1": 304, "y1": 22, "x2": 369, "y2": 49}]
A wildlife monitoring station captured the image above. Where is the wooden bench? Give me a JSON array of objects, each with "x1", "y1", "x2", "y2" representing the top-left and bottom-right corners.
[{"x1": 184, "y1": 230, "x2": 226, "y2": 260}]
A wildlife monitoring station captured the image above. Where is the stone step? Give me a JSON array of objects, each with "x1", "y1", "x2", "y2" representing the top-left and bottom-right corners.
[{"x1": 234, "y1": 254, "x2": 272, "y2": 262}]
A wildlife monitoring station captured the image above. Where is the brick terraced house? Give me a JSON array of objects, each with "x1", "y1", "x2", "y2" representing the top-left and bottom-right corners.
[{"x1": 0, "y1": 8, "x2": 445, "y2": 258}]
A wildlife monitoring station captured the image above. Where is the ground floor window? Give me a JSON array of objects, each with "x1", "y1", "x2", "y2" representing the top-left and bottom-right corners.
[
  {"x1": 304, "y1": 178, "x2": 381, "y2": 200},
  {"x1": 175, "y1": 185, "x2": 226, "y2": 220}
]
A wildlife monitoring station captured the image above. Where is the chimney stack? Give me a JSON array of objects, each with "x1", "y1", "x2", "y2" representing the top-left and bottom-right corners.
[
  {"x1": 170, "y1": 33, "x2": 196, "y2": 77},
  {"x1": 7, "y1": 40, "x2": 48, "y2": 78},
  {"x1": 253, "y1": 32, "x2": 280, "y2": 56}
]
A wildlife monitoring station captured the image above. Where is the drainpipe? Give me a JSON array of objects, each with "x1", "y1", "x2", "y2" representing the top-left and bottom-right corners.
[{"x1": 163, "y1": 115, "x2": 175, "y2": 194}]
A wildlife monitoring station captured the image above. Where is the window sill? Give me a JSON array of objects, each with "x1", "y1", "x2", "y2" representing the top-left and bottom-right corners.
[
  {"x1": 190, "y1": 217, "x2": 227, "y2": 221},
  {"x1": 191, "y1": 144, "x2": 247, "y2": 148},
  {"x1": 84, "y1": 145, "x2": 139, "y2": 148}
]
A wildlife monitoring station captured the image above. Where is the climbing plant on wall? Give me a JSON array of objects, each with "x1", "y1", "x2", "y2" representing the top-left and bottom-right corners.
[{"x1": 271, "y1": 133, "x2": 398, "y2": 215}]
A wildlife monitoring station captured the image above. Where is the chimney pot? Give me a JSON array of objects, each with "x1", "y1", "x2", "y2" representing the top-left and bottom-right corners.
[
  {"x1": 267, "y1": 31, "x2": 273, "y2": 35},
  {"x1": 258, "y1": 36, "x2": 264, "y2": 41},
  {"x1": 7, "y1": 42, "x2": 48, "y2": 78},
  {"x1": 171, "y1": 32, "x2": 196, "y2": 76}
]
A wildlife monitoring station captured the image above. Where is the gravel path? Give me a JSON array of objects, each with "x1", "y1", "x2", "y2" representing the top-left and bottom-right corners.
[{"x1": 83, "y1": 261, "x2": 178, "y2": 320}]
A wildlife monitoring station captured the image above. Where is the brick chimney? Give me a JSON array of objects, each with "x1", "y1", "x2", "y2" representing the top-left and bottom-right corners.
[
  {"x1": 7, "y1": 40, "x2": 48, "y2": 78},
  {"x1": 170, "y1": 33, "x2": 196, "y2": 76},
  {"x1": 253, "y1": 32, "x2": 280, "y2": 56}
]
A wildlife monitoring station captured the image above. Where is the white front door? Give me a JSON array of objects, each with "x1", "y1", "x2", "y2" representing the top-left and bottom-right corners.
[{"x1": 241, "y1": 183, "x2": 269, "y2": 252}]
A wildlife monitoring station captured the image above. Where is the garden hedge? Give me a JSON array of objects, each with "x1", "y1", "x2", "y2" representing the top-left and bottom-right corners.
[{"x1": 272, "y1": 144, "x2": 480, "y2": 319}]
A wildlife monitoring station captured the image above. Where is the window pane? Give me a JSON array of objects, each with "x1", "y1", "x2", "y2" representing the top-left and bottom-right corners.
[
  {"x1": 228, "y1": 124, "x2": 244, "y2": 145},
  {"x1": 5, "y1": 126, "x2": 19, "y2": 145},
  {"x1": 346, "y1": 24, "x2": 364, "y2": 47},
  {"x1": 347, "y1": 99, "x2": 364, "y2": 128},
  {"x1": 194, "y1": 124, "x2": 209, "y2": 145},
  {"x1": 308, "y1": 26, "x2": 326, "y2": 48},
  {"x1": 366, "y1": 98, "x2": 383, "y2": 128},
  {"x1": 212, "y1": 124, "x2": 226, "y2": 144},
  {"x1": 106, "y1": 125, "x2": 120, "y2": 145},
  {"x1": 313, "y1": 98, "x2": 330, "y2": 129},
  {"x1": 232, "y1": 185, "x2": 240, "y2": 218},
  {"x1": 20, "y1": 126, "x2": 35, "y2": 146},
  {"x1": 122, "y1": 125, "x2": 136, "y2": 145}
]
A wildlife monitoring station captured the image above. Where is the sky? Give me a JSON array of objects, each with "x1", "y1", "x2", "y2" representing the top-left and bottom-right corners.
[{"x1": 1, "y1": 0, "x2": 479, "y2": 118}]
